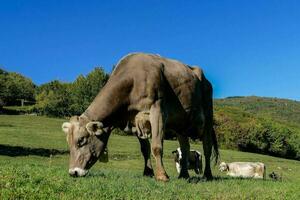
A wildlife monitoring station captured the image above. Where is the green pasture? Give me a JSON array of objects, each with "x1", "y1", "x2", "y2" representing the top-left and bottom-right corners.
[{"x1": 0, "y1": 115, "x2": 299, "y2": 199}]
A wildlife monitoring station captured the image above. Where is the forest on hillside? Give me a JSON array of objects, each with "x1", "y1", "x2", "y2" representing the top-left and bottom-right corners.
[
  {"x1": 214, "y1": 97, "x2": 300, "y2": 160},
  {"x1": 0, "y1": 68, "x2": 299, "y2": 160}
]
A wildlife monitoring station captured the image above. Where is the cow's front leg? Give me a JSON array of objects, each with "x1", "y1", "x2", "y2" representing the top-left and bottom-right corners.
[
  {"x1": 137, "y1": 137, "x2": 154, "y2": 177},
  {"x1": 177, "y1": 134, "x2": 190, "y2": 179},
  {"x1": 150, "y1": 100, "x2": 169, "y2": 182}
]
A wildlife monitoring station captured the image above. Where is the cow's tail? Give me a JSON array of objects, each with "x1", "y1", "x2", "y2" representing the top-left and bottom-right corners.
[{"x1": 206, "y1": 77, "x2": 219, "y2": 165}]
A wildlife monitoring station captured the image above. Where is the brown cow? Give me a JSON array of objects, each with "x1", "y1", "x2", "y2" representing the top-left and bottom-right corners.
[{"x1": 62, "y1": 53, "x2": 218, "y2": 181}]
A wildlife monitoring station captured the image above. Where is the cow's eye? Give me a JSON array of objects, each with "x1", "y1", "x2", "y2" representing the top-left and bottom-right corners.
[{"x1": 77, "y1": 137, "x2": 87, "y2": 147}]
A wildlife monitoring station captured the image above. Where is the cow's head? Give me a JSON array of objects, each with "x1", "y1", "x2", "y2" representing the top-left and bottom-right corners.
[
  {"x1": 172, "y1": 148, "x2": 182, "y2": 163},
  {"x1": 219, "y1": 162, "x2": 229, "y2": 172},
  {"x1": 62, "y1": 115, "x2": 110, "y2": 177}
]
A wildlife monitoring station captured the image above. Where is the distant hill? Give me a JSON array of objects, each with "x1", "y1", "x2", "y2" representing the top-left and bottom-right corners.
[
  {"x1": 213, "y1": 96, "x2": 300, "y2": 160},
  {"x1": 215, "y1": 96, "x2": 300, "y2": 129}
]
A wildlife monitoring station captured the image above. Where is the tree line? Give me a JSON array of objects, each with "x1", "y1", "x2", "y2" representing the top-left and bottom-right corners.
[{"x1": 0, "y1": 67, "x2": 109, "y2": 116}]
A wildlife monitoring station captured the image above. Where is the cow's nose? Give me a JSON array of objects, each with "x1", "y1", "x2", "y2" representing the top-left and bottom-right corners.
[
  {"x1": 69, "y1": 169, "x2": 78, "y2": 177},
  {"x1": 69, "y1": 168, "x2": 88, "y2": 177},
  {"x1": 74, "y1": 170, "x2": 78, "y2": 177}
]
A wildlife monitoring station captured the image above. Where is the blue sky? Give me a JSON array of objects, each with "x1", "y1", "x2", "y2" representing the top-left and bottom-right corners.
[{"x1": 1, "y1": 0, "x2": 299, "y2": 100}]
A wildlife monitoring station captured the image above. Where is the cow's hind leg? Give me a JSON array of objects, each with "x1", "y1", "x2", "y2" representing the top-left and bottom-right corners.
[
  {"x1": 177, "y1": 134, "x2": 190, "y2": 179},
  {"x1": 137, "y1": 137, "x2": 154, "y2": 177},
  {"x1": 202, "y1": 127, "x2": 213, "y2": 180},
  {"x1": 150, "y1": 100, "x2": 169, "y2": 182}
]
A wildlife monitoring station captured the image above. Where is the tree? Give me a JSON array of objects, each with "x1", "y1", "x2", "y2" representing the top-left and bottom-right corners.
[
  {"x1": 35, "y1": 81, "x2": 72, "y2": 116},
  {"x1": 35, "y1": 67, "x2": 109, "y2": 116},
  {"x1": 0, "y1": 70, "x2": 35, "y2": 106},
  {"x1": 0, "y1": 70, "x2": 6, "y2": 107},
  {"x1": 70, "y1": 67, "x2": 109, "y2": 115}
]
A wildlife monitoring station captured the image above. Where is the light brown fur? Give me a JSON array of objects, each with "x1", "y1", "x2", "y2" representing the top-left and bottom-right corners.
[{"x1": 62, "y1": 53, "x2": 218, "y2": 180}]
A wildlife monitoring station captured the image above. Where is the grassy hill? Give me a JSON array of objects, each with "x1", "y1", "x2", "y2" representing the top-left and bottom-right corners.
[
  {"x1": 215, "y1": 96, "x2": 300, "y2": 129},
  {"x1": 214, "y1": 96, "x2": 300, "y2": 160},
  {"x1": 0, "y1": 115, "x2": 299, "y2": 199}
]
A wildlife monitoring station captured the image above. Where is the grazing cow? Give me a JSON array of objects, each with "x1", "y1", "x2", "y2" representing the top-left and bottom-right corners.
[
  {"x1": 62, "y1": 53, "x2": 218, "y2": 181},
  {"x1": 172, "y1": 148, "x2": 203, "y2": 175},
  {"x1": 219, "y1": 162, "x2": 266, "y2": 179}
]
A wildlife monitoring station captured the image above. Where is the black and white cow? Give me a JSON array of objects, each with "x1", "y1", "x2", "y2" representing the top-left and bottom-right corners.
[{"x1": 172, "y1": 148, "x2": 203, "y2": 175}]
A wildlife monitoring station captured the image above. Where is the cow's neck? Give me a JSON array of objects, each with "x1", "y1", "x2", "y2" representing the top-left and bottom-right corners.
[{"x1": 82, "y1": 77, "x2": 130, "y2": 127}]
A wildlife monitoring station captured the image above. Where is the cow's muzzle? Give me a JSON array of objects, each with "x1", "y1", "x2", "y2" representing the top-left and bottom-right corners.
[{"x1": 69, "y1": 168, "x2": 88, "y2": 177}]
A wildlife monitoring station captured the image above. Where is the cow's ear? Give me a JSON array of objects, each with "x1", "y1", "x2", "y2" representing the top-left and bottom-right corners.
[
  {"x1": 86, "y1": 122, "x2": 104, "y2": 136},
  {"x1": 62, "y1": 122, "x2": 72, "y2": 134}
]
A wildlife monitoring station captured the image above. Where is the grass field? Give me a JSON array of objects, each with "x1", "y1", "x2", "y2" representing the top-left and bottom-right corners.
[{"x1": 0, "y1": 115, "x2": 299, "y2": 199}]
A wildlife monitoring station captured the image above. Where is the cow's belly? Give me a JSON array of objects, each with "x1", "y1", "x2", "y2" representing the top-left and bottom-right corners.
[
  {"x1": 164, "y1": 107, "x2": 190, "y2": 132},
  {"x1": 229, "y1": 166, "x2": 256, "y2": 178}
]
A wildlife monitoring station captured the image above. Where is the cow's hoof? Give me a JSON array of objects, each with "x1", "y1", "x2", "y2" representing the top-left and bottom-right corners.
[
  {"x1": 178, "y1": 173, "x2": 190, "y2": 179},
  {"x1": 203, "y1": 174, "x2": 213, "y2": 181},
  {"x1": 155, "y1": 173, "x2": 169, "y2": 182},
  {"x1": 143, "y1": 168, "x2": 154, "y2": 177}
]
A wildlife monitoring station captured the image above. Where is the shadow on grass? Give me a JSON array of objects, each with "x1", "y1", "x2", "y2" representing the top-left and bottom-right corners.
[
  {"x1": 0, "y1": 144, "x2": 68, "y2": 157},
  {"x1": 0, "y1": 123, "x2": 15, "y2": 127}
]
